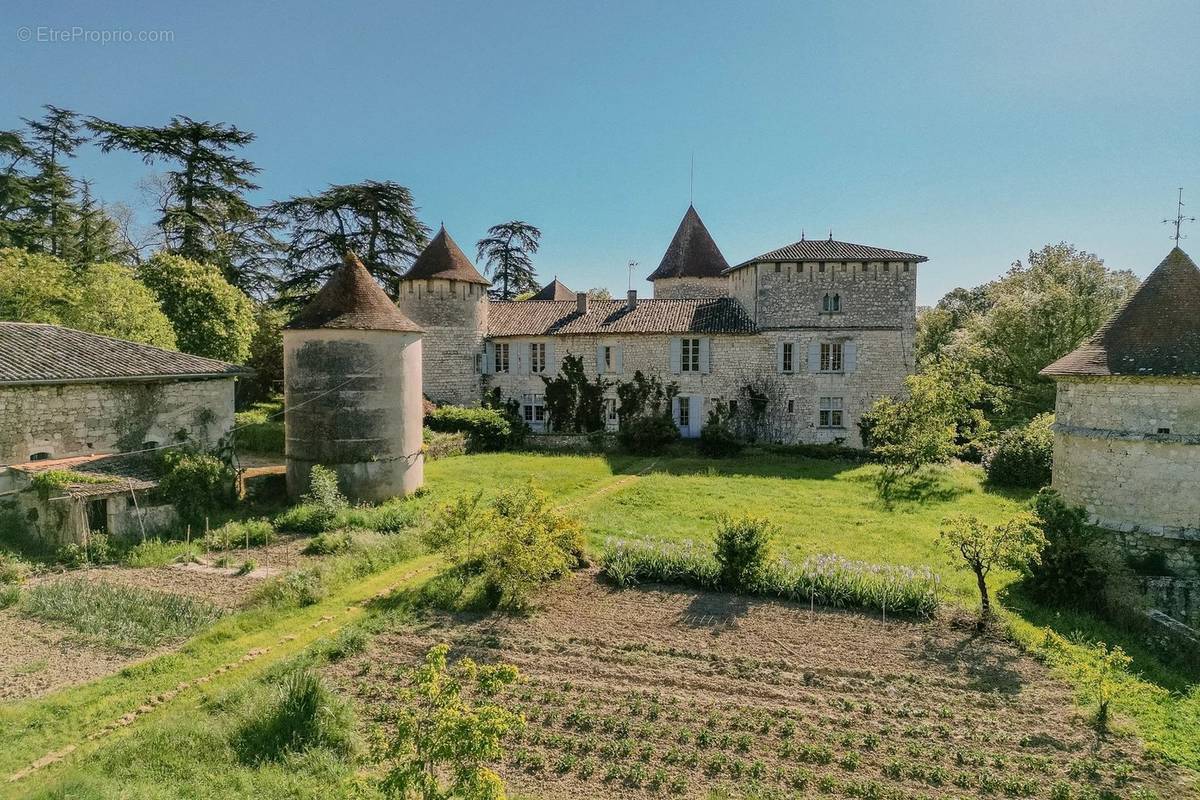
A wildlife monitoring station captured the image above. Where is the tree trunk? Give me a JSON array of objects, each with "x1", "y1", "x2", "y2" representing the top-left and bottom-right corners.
[{"x1": 974, "y1": 568, "x2": 990, "y2": 616}]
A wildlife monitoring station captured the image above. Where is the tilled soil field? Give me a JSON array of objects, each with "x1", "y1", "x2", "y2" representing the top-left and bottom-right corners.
[{"x1": 329, "y1": 570, "x2": 1190, "y2": 800}]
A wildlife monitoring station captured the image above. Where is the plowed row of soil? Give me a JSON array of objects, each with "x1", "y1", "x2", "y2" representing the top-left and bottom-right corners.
[{"x1": 329, "y1": 571, "x2": 1190, "y2": 799}]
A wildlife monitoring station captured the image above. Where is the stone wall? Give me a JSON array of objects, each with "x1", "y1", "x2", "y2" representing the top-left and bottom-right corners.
[
  {"x1": 482, "y1": 327, "x2": 910, "y2": 447},
  {"x1": 0, "y1": 378, "x2": 235, "y2": 465},
  {"x1": 396, "y1": 277, "x2": 488, "y2": 406},
  {"x1": 651, "y1": 277, "x2": 729, "y2": 299}
]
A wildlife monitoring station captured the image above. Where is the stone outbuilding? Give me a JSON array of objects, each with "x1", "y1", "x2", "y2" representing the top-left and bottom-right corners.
[
  {"x1": 284, "y1": 252, "x2": 425, "y2": 502},
  {"x1": 1042, "y1": 247, "x2": 1200, "y2": 586}
]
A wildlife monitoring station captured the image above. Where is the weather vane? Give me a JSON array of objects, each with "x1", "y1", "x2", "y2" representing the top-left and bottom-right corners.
[
  {"x1": 1164, "y1": 187, "x2": 1195, "y2": 244},
  {"x1": 627, "y1": 260, "x2": 638, "y2": 291}
]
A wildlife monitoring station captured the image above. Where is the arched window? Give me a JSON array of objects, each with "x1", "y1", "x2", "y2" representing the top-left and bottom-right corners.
[
  {"x1": 832, "y1": 293, "x2": 841, "y2": 312},
  {"x1": 822, "y1": 293, "x2": 831, "y2": 312}
]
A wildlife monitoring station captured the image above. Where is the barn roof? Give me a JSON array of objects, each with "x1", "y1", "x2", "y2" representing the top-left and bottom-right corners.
[
  {"x1": 286, "y1": 251, "x2": 422, "y2": 332},
  {"x1": 488, "y1": 297, "x2": 756, "y2": 337},
  {"x1": 528, "y1": 278, "x2": 576, "y2": 301},
  {"x1": 402, "y1": 226, "x2": 490, "y2": 285},
  {"x1": 646, "y1": 205, "x2": 730, "y2": 281},
  {"x1": 0, "y1": 322, "x2": 248, "y2": 386},
  {"x1": 728, "y1": 237, "x2": 927, "y2": 271},
  {"x1": 1042, "y1": 247, "x2": 1200, "y2": 378}
]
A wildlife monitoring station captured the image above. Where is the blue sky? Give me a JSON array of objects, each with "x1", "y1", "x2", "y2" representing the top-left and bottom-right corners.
[{"x1": 4, "y1": 0, "x2": 1197, "y2": 304}]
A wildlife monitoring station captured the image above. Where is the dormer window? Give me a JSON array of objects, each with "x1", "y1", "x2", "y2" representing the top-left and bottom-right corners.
[{"x1": 822, "y1": 293, "x2": 841, "y2": 313}]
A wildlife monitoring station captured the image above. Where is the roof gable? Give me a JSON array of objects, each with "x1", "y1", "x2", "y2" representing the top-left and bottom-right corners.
[
  {"x1": 647, "y1": 205, "x2": 730, "y2": 281},
  {"x1": 286, "y1": 252, "x2": 422, "y2": 332},
  {"x1": 1042, "y1": 247, "x2": 1200, "y2": 377},
  {"x1": 402, "y1": 226, "x2": 490, "y2": 285},
  {"x1": 0, "y1": 322, "x2": 248, "y2": 385},
  {"x1": 488, "y1": 297, "x2": 755, "y2": 337},
  {"x1": 529, "y1": 278, "x2": 575, "y2": 301},
  {"x1": 729, "y1": 238, "x2": 927, "y2": 270}
]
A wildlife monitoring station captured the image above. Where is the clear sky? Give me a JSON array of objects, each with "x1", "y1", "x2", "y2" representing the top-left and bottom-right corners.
[{"x1": 3, "y1": 0, "x2": 1197, "y2": 304}]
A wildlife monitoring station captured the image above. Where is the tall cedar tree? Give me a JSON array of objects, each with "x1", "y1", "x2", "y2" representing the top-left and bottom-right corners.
[
  {"x1": 22, "y1": 105, "x2": 88, "y2": 260},
  {"x1": 0, "y1": 130, "x2": 39, "y2": 250},
  {"x1": 73, "y1": 179, "x2": 129, "y2": 267},
  {"x1": 270, "y1": 180, "x2": 429, "y2": 303},
  {"x1": 86, "y1": 115, "x2": 265, "y2": 288},
  {"x1": 477, "y1": 220, "x2": 541, "y2": 300}
]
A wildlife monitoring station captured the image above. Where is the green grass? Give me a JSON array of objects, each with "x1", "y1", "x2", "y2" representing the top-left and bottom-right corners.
[
  {"x1": 121, "y1": 538, "x2": 201, "y2": 567},
  {"x1": 234, "y1": 400, "x2": 285, "y2": 455},
  {"x1": 21, "y1": 579, "x2": 224, "y2": 649}
]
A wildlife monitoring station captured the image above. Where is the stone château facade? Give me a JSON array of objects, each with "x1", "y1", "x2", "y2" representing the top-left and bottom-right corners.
[
  {"x1": 405, "y1": 206, "x2": 925, "y2": 447},
  {"x1": 1042, "y1": 247, "x2": 1200, "y2": 587}
]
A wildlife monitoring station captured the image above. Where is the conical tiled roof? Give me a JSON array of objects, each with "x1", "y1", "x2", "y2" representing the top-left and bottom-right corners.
[
  {"x1": 1042, "y1": 247, "x2": 1200, "y2": 377},
  {"x1": 402, "y1": 226, "x2": 490, "y2": 285},
  {"x1": 647, "y1": 205, "x2": 730, "y2": 281},
  {"x1": 528, "y1": 278, "x2": 575, "y2": 301},
  {"x1": 286, "y1": 252, "x2": 422, "y2": 332}
]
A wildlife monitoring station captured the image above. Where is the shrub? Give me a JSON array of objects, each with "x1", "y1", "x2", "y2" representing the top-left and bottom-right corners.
[
  {"x1": 423, "y1": 428, "x2": 468, "y2": 460},
  {"x1": 983, "y1": 413, "x2": 1054, "y2": 488},
  {"x1": 122, "y1": 539, "x2": 201, "y2": 568},
  {"x1": 234, "y1": 669, "x2": 356, "y2": 763},
  {"x1": 699, "y1": 406, "x2": 743, "y2": 458},
  {"x1": 302, "y1": 531, "x2": 354, "y2": 556},
  {"x1": 1025, "y1": 489, "x2": 1130, "y2": 613},
  {"x1": 157, "y1": 451, "x2": 235, "y2": 524},
  {"x1": 0, "y1": 583, "x2": 19, "y2": 608},
  {"x1": 321, "y1": 626, "x2": 368, "y2": 661},
  {"x1": 714, "y1": 515, "x2": 773, "y2": 591},
  {"x1": 618, "y1": 413, "x2": 680, "y2": 455},
  {"x1": 205, "y1": 518, "x2": 274, "y2": 549},
  {"x1": 55, "y1": 533, "x2": 112, "y2": 568},
  {"x1": 306, "y1": 464, "x2": 347, "y2": 522},
  {"x1": 425, "y1": 405, "x2": 512, "y2": 451},
  {"x1": 235, "y1": 559, "x2": 257, "y2": 576},
  {"x1": 0, "y1": 553, "x2": 28, "y2": 585},
  {"x1": 257, "y1": 567, "x2": 327, "y2": 607}
]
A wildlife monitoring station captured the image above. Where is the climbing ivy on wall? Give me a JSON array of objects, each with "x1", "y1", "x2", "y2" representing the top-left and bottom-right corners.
[{"x1": 540, "y1": 354, "x2": 607, "y2": 433}]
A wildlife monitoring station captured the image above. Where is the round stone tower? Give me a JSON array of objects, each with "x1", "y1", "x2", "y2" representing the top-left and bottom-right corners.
[
  {"x1": 396, "y1": 226, "x2": 491, "y2": 406},
  {"x1": 283, "y1": 252, "x2": 425, "y2": 502}
]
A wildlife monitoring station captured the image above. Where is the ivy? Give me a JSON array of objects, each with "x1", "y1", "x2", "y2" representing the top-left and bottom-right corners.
[{"x1": 540, "y1": 354, "x2": 607, "y2": 433}]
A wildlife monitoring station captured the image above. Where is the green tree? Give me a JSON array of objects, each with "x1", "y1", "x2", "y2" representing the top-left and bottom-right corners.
[
  {"x1": 938, "y1": 513, "x2": 1045, "y2": 618},
  {"x1": 139, "y1": 252, "x2": 255, "y2": 362},
  {"x1": 540, "y1": 354, "x2": 606, "y2": 433},
  {"x1": 0, "y1": 130, "x2": 42, "y2": 250},
  {"x1": 380, "y1": 643, "x2": 522, "y2": 800},
  {"x1": 87, "y1": 115, "x2": 263, "y2": 283},
  {"x1": 587, "y1": 287, "x2": 613, "y2": 301},
  {"x1": 0, "y1": 247, "x2": 77, "y2": 323},
  {"x1": 23, "y1": 105, "x2": 88, "y2": 260},
  {"x1": 477, "y1": 221, "x2": 541, "y2": 300},
  {"x1": 241, "y1": 303, "x2": 286, "y2": 403},
  {"x1": 271, "y1": 180, "x2": 429, "y2": 300},
  {"x1": 72, "y1": 179, "x2": 131, "y2": 267}
]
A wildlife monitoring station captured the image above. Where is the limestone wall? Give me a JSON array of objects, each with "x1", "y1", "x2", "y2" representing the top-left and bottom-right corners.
[
  {"x1": 483, "y1": 328, "x2": 910, "y2": 447},
  {"x1": 651, "y1": 277, "x2": 729, "y2": 299},
  {"x1": 0, "y1": 378, "x2": 235, "y2": 465},
  {"x1": 396, "y1": 277, "x2": 488, "y2": 406}
]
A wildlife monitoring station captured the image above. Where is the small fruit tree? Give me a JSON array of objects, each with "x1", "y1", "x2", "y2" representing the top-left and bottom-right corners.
[{"x1": 938, "y1": 513, "x2": 1044, "y2": 619}]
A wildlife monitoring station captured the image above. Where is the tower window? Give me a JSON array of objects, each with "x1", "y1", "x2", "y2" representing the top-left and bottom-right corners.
[
  {"x1": 781, "y1": 342, "x2": 794, "y2": 373},
  {"x1": 775, "y1": 263, "x2": 781, "y2": 273},
  {"x1": 822, "y1": 293, "x2": 842, "y2": 313},
  {"x1": 1158, "y1": 427, "x2": 1171, "y2": 435}
]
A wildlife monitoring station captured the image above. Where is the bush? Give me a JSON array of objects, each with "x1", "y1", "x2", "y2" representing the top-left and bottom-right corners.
[
  {"x1": 699, "y1": 407, "x2": 743, "y2": 458},
  {"x1": 205, "y1": 518, "x2": 275, "y2": 549},
  {"x1": 1025, "y1": 489, "x2": 1124, "y2": 613},
  {"x1": 302, "y1": 531, "x2": 354, "y2": 556},
  {"x1": 257, "y1": 567, "x2": 327, "y2": 607},
  {"x1": 272, "y1": 466, "x2": 349, "y2": 534},
  {"x1": 0, "y1": 583, "x2": 19, "y2": 608},
  {"x1": 55, "y1": 533, "x2": 112, "y2": 568},
  {"x1": 983, "y1": 413, "x2": 1054, "y2": 488},
  {"x1": 618, "y1": 413, "x2": 680, "y2": 455},
  {"x1": 0, "y1": 553, "x2": 28, "y2": 585},
  {"x1": 234, "y1": 669, "x2": 356, "y2": 763},
  {"x1": 714, "y1": 516, "x2": 773, "y2": 591},
  {"x1": 157, "y1": 451, "x2": 235, "y2": 524},
  {"x1": 423, "y1": 428, "x2": 468, "y2": 460},
  {"x1": 122, "y1": 539, "x2": 201, "y2": 567},
  {"x1": 425, "y1": 406, "x2": 512, "y2": 452}
]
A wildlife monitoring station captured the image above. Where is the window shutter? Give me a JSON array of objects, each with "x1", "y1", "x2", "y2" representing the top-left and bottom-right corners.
[
  {"x1": 671, "y1": 395, "x2": 681, "y2": 427},
  {"x1": 483, "y1": 341, "x2": 495, "y2": 374},
  {"x1": 699, "y1": 338, "x2": 711, "y2": 374},
  {"x1": 517, "y1": 343, "x2": 529, "y2": 374},
  {"x1": 614, "y1": 344, "x2": 623, "y2": 375},
  {"x1": 691, "y1": 395, "x2": 704, "y2": 437},
  {"x1": 808, "y1": 341, "x2": 820, "y2": 373},
  {"x1": 776, "y1": 341, "x2": 786, "y2": 374},
  {"x1": 545, "y1": 340, "x2": 556, "y2": 375},
  {"x1": 596, "y1": 344, "x2": 605, "y2": 374},
  {"x1": 670, "y1": 338, "x2": 682, "y2": 374},
  {"x1": 844, "y1": 342, "x2": 857, "y2": 373}
]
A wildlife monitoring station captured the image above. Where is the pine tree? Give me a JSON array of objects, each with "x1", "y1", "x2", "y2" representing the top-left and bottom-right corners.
[
  {"x1": 477, "y1": 220, "x2": 541, "y2": 300},
  {"x1": 0, "y1": 130, "x2": 40, "y2": 250},
  {"x1": 23, "y1": 105, "x2": 87, "y2": 259},
  {"x1": 72, "y1": 179, "x2": 129, "y2": 267}
]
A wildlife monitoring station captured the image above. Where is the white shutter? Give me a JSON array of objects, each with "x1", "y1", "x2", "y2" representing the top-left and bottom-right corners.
[
  {"x1": 690, "y1": 395, "x2": 704, "y2": 437},
  {"x1": 671, "y1": 395, "x2": 681, "y2": 427},
  {"x1": 844, "y1": 342, "x2": 857, "y2": 373},
  {"x1": 483, "y1": 341, "x2": 495, "y2": 374},
  {"x1": 670, "y1": 338, "x2": 682, "y2": 374},
  {"x1": 699, "y1": 338, "x2": 711, "y2": 374},
  {"x1": 614, "y1": 344, "x2": 624, "y2": 375},
  {"x1": 596, "y1": 344, "x2": 606, "y2": 375},
  {"x1": 517, "y1": 343, "x2": 529, "y2": 374},
  {"x1": 545, "y1": 340, "x2": 556, "y2": 375},
  {"x1": 776, "y1": 341, "x2": 786, "y2": 374},
  {"x1": 808, "y1": 341, "x2": 821, "y2": 373}
]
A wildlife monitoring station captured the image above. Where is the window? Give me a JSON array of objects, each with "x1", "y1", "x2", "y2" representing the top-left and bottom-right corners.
[
  {"x1": 822, "y1": 293, "x2": 841, "y2": 313},
  {"x1": 820, "y1": 342, "x2": 843, "y2": 372},
  {"x1": 522, "y1": 394, "x2": 546, "y2": 426},
  {"x1": 729, "y1": 400, "x2": 738, "y2": 416},
  {"x1": 1158, "y1": 427, "x2": 1171, "y2": 435},
  {"x1": 819, "y1": 397, "x2": 844, "y2": 428},
  {"x1": 787, "y1": 399, "x2": 795, "y2": 414},
  {"x1": 474, "y1": 352, "x2": 483, "y2": 374},
  {"x1": 29, "y1": 451, "x2": 51, "y2": 461},
  {"x1": 680, "y1": 338, "x2": 701, "y2": 372},
  {"x1": 774, "y1": 263, "x2": 781, "y2": 273},
  {"x1": 678, "y1": 396, "x2": 691, "y2": 428},
  {"x1": 494, "y1": 342, "x2": 510, "y2": 373},
  {"x1": 603, "y1": 346, "x2": 613, "y2": 372},
  {"x1": 782, "y1": 342, "x2": 794, "y2": 373},
  {"x1": 605, "y1": 398, "x2": 619, "y2": 423},
  {"x1": 530, "y1": 342, "x2": 547, "y2": 373}
]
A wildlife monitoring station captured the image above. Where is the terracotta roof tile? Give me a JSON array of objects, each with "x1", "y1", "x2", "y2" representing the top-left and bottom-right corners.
[
  {"x1": 1042, "y1": 247, "x2": 1200, "y2": 377},
  {"x1": 729, "y1": 238, "x2": 927, "y2": 270},
  {"x1": 0, "y1": 323, "x2": 248, "y2": 385},
  {"x1": 286, "y1": 251, "x2": 422, "y2": 332},
  {"x1": 402, "y1": 226, "x2": 490, "y2": 285},
  {"x1": 647, "y1": 205, "x2": 730, "y2": 281},
  {"x1": 488, "y1": 298, "x2": 755, "y2": 337}
]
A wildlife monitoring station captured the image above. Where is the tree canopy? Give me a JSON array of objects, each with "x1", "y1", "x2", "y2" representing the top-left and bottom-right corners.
[
  {"x1": 477, "y1": 220, "x2": 541, "y2": 300},
  {"x1": 138, "y1": 252, "x2": 255, "y2": 362}
]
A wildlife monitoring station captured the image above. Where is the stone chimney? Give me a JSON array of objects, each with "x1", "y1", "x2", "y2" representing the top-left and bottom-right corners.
[
  {"x1": 626, "y1": 289, "x2": 638, "y2": 310},
  {"x1": 576, "y1": 291, "x2": 590, "y2": 315}
]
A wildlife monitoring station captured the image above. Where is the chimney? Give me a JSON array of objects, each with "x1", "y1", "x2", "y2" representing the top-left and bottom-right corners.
[
  {"x1": 626, "y1": 289, "x2": 638, "y2": 310},
  {"x1": 577, "y1": 291, "x2": 590, "y2": 315}
]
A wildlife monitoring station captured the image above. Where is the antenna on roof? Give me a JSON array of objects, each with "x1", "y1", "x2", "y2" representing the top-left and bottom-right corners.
[
  {"x1": 828, "y1": 228, "x2": 833, "y2": 241},
  {"x1": 1164, "y1": 187, "x2": 1195, "y2": 245},
  {"x1": 627, "y1": 260, "x2": 638, "y2": 291},
  {"x1": 689, "y1": 151, "x2": 694, "y2": 205},
  {"x1": 801, "y1": 229, "x2": 805, "y2": 241}
]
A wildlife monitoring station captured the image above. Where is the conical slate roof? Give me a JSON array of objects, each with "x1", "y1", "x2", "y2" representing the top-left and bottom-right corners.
[
  {"x1": 647, "y1": 205, "x2": 730, "y2": 281},
  {"x1": 1042, "y1": 247, "x2": 1200, "y2": 377},
  {"x1": 286, "y1": 251, "x2": 422, "y2": 332},
  {"x1": 402, "y1": 226, "x2": 490, "y2": 285},
  {"x1": 528, "y1": 278, "x2": 575, "y2": 301}
]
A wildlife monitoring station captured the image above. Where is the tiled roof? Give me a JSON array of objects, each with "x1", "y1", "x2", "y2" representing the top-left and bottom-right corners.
[
  {"x1": 0, "y1": 322, "x2": 248, "y2": 385},
  {"x1": 402, "y1": 226, "x2": 490, "y2": 285},
  {"x1": 528, "y1": 278, "x2": 576, "y2": 301},
  {"x1": 8, "y1": 453, "x2": 159, "y2": 497},
  {"x1": 729, "y1": 238, "x2": 928, "y2": 270},
  {"x1": 647, "y1": 205, "x2": 730, "y2": 281},
  {"x1": 287, "y1": 251, "x2": 422, "y2": 332},
  {"x1": 488, "y1": 298, "x2": 756, "y2": 337},
  {"x1": 1042, "y1": 247, "x2": 1200, "y2": 378}
]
